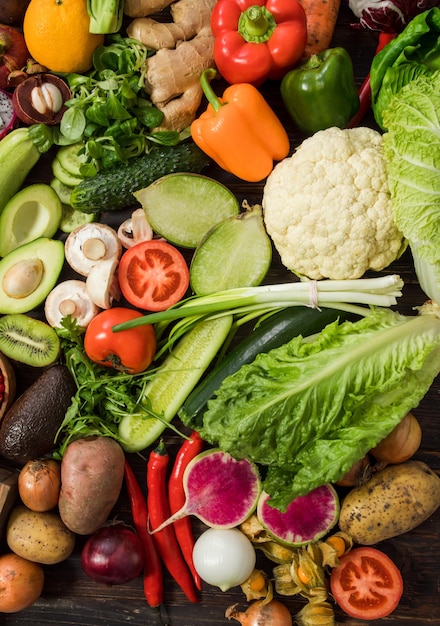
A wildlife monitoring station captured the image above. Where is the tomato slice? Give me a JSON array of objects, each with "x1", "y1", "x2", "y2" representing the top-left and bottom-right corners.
[
  {"x1": 330, "y1": 547, "x2": 403, "y2": 620},
  {"x1": 118, "y1": 240, "x2": 190, "y2": 312},
  {"x1": 84, "y1": 307, "x2": 156, "y2": 373}
]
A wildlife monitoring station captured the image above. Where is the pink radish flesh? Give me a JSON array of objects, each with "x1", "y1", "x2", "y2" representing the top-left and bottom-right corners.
[{"x1": 257, "y1": 484, "x2": 339, "y2": 545}]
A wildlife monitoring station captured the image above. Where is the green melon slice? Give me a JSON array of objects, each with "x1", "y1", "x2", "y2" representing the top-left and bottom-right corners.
[{"x1": 257, "y1": 484, "x2": 339, "y2": 546}]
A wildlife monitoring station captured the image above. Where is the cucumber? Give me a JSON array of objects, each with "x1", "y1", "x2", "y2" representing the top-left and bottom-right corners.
[
  {"x1": 118, "y1": 315, "x2": 232, "y2": 453},
  {"x1": 52, "y1": 157, "x2": 84, "y2": 187},
  {"x1": 179, "y1": 307, "x2": 354, "y2": 429},
  {"x1": 55, "y1": 143, "x2": 86, "y2": 177},
  {"x1": 50, "y1": 177, "x2": 73, "y2": 205},
  {"x1": 70, "y1": 142, "x2": 211, "y2": 213},
  {"x1": 0, "y1": 128, "x2": 41, "y2": 213}
]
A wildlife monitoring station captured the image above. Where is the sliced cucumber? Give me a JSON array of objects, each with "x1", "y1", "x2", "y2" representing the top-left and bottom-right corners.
[
  {"x1": 59, "y1": 204, "x2": 97, "y2": 233},
  {"x1": 134, "y1": 173, "x2": 240, "y2": 248},
  {"x1": 190, "y1": 203, "x2": 272, "y2": 295},
  {"x1": 118, "y1": 315, "x2": 233, "y2": 452},
  {"x1": 55, "y1": 143, "x2": 86, "y2": 177},
  {"x1": 52, "y1": 157, "x2": 84, "y2": 187},
  {"x1": 50, "y1": 177, "x2": 73, "y2": 205}
]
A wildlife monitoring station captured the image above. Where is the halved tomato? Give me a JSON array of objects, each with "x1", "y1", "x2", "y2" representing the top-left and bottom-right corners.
[
  {"x1": 118, "y1": 239, "x2": 190, "y2": 312},
  {"x1": 330, "y1": 546, "x2": 403, "y2": 620}
]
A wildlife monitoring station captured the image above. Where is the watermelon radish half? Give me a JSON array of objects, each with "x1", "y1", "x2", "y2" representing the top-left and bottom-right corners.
[
  {"x1": 151, "y1": 448, "x2": 261, "y2": 533},
  {"x1": 257, "y1": 484, "x2": 339, "y2": 546}
]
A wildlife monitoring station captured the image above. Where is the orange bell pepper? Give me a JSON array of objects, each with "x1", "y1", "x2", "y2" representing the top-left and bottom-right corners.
[{"x1": 190, "y1": 69, "x2": 290, "y2": 182}]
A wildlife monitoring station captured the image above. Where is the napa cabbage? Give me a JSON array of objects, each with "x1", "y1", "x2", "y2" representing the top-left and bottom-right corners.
[
  {"x1": 198, "y1": 306, "x2": 440, "y2": 510},
  {"x1": 382, "y1": 69, "x2": 440, "y2": 304}
]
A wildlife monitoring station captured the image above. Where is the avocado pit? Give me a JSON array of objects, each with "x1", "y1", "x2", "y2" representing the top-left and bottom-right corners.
[{"x1": 2, "y1": 258, "x2": 44, "y2": 298}]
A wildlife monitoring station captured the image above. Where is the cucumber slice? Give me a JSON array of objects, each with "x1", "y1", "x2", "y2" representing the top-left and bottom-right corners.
[
  {"x1": 134, "y1": 173, "x2": 240, "y2": 248},
  {"x1": 118, "y1": 315, "x2": 233, "y2": 452},
  {"x1": 190, "y1": 203, "x2": 272, "y2": 295},
  {"x1": 55, "y1": 143, "x2": 86, "y2": 177},
  {"x1": 52, "y1": 157, "x2": 84, "y2": 187},
  {"x1": 59, "y1": 204, "x2": 97, "y2": 233},
  {"x1": 50, "y1": 177, "x2": 73, "y2": 205}
]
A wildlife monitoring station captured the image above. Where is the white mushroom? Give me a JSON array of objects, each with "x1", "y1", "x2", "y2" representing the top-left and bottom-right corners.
[
  {"x1": 64, "y1": 223, "x2": 122, "y2": 276},
  {"x1": 117, "y1": 208, "x2": 154, "y2": 249},
  {"x1": 86, "y1": 258, "x2": 121, "y2": 309},
  {"x1": 44, "y1": 279, "x2": 100, "y2": 328}
]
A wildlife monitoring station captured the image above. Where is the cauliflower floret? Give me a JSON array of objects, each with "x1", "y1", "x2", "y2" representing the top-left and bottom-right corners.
[{"x1": 262, "y1": 126, "x2": 404, "y2": 280}]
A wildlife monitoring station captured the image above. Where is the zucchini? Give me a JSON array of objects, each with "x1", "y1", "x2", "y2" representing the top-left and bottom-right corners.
[
  {"x1": 0, "y1": 128, "x2": 41, "y2": 214},
  {"x1": 179, "y1": 306, "x2": 353, "y2": 429},
  {"x1": 70, "y1": 142, "x2": 211, "y2": 213}
]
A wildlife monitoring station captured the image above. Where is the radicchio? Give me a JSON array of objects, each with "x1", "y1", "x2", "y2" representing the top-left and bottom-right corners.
[{"x1": 348, "y1": 0, "x2": 439, "y2": 32}]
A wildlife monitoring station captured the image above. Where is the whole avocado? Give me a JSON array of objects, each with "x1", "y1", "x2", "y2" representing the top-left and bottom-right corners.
[{"x1": 0, "y1": 364, "x2": 76, "y2": 464}]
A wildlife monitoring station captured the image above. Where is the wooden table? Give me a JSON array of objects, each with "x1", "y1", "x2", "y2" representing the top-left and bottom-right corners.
[{"x1": 3, "y1": 4, "x2": 439, "y2": 624}]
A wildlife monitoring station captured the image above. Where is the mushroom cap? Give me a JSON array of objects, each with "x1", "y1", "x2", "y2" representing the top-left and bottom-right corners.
[
  {"x1": 44, "y1": 279, "x2": 100, "y2": 328},
  {"x1": 65, "y1": 223, "x2": 122, "y2": 276}
]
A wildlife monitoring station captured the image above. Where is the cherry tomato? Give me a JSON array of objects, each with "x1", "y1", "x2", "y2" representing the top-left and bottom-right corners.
[
  {"x1": 330, "y1": 546, "x2": 403, "y2": 620},
  {"x1": 84, "y1": 307, "x2": 156, "y2": 374},
  {"x1": 118, "y1": 240, "x2": 190, "y2": 312}
]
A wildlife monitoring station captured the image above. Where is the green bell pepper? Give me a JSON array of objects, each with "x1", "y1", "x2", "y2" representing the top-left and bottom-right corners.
[{"x1": 280, "y1": 47, "x2": 360, "y2": 135}]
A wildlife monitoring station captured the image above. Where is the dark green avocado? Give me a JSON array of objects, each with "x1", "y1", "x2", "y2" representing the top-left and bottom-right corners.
[{"x1": 0, "y1": 364, "x2": 76, "y2": 464}]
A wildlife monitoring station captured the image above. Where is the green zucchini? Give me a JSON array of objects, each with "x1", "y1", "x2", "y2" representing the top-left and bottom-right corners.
[
  {"x1": 70, "y1": 142, "x2": 211, "y2": 213},
  {"x1": 179, "y1": 306, "x2": 353, "y2": 429},
  {"x1": 0, "y1": 128, "x2": 41, "y2": 214}
]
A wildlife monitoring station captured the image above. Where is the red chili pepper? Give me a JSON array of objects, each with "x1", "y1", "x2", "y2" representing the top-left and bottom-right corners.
[
  {"x1": 124, "y1": 459, "x2": 163, "y2": 610},
  {"x1": 168, "y1": 431, "x2": 204, "y2": 591},
  {"x1": 147, "y1": 441, "x2": 199, "y2": 604},
  {"x1": 346, "y1": 31, "x2": 397, "y2": 128},
  {"x1": 211, "y1": 0, "x2": 307, "y2": 85}
]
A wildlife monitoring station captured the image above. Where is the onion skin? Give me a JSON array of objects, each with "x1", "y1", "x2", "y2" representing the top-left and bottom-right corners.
[
  {"x1": 335, "y1": 454, "x2": 372, "y2": 487},
  {"x1": 0, "y1": 553, "x2": 44, "y2": 613},
  {"x1": 226, "y1": 599, "x2": 293, "y2": 626},
  {"x1": 18, "y1": 458, "x2": 61, "y2": 512},
  {"x1": 81, "y1": 524, "x2": 144, "y2": 586},
  {"x1": 371, "y1": 412, "x2": 422, "y2": 465}
]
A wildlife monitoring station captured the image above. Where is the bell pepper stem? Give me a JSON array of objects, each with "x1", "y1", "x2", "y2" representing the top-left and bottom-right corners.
[
  {"x1": 239, "y1": 5, "x2": 276, "y2": 42},
  {"x1": 200, "y1": 68, "x2": 224, "y2": 113}
]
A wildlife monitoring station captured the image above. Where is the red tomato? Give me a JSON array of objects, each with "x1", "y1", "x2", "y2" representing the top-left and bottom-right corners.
[
  {"x1": 330, "y1": 546, "x2": 403, "y2": 620},
  {"x1": 84, "y1": 307, "x2": 156, "y2": 374},
  {"x1": 118, "y1": 240, "x2": 190, "y2": 312}
]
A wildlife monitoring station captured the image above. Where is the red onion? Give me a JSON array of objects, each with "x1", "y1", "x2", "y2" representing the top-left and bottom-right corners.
[{"x1": 81, "y1": 524, "x2": 144, "y2": 586}]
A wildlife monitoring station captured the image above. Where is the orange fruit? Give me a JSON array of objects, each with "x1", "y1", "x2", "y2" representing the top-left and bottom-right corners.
[{"x1": 23, "y1": 0, "x2": 105, "y2": 74}]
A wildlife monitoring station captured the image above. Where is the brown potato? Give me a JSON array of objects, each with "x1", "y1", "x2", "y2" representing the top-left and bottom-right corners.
[
  {"x1": 58, "y1": 436, "x2": 125, "y2": 535},
  {"x1": 6, "y1": 504, "x2": 75, "y2": 565},
  {"x1": 338, "y1": 460, "x2": 440, "y2": 544}
]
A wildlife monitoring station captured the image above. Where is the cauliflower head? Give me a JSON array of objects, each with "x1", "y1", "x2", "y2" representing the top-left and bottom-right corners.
[{"x1": 262, "y1": 126, "x2": 404, "y2": 280}]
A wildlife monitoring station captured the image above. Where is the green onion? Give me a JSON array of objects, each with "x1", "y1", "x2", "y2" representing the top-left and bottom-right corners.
[{"x1": 113, "y1": 274, "x2": 404, "y2": 332}]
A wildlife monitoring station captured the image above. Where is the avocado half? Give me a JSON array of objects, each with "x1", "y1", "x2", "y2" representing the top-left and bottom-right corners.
[
  {"x1": 0, "y1": 237, "x2": 65, "y2": 314},
  {"x1": 0, "y1": 183, "x2": 62, "y2": 257}
]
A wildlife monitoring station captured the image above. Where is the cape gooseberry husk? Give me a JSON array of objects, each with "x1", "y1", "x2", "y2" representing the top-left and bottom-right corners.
[{"x1": 257, "y1": 484, "x2": 340, "y2": 546}]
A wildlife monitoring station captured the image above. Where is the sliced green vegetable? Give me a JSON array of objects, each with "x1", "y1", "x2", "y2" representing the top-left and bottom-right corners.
[
  {"x1": 118, "y1": 315, "x2": 233, "y2": 452},
  {"x1": 134, "y1": 173, "x2": 240, "y2": 248}
]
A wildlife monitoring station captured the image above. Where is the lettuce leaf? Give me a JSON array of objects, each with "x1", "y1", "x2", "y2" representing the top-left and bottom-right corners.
[
  {"x1": 382, "y1": 70, "x2": 440, "y2": 302},
  {"x1": 198, "y1": 308, "x2": 440, "y2": 509}
]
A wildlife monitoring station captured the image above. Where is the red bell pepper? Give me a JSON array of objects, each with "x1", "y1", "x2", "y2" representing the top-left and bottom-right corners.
[{"x1": 211, "y1": 0, "x2": 307, "y2": 86}]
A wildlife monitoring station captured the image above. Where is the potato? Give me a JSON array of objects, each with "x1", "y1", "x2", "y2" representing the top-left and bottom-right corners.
[
  {"x1": 6, "y1": 504, "x2": 75, "y2": 565},
  {"x1": 58, "y1": 436, "x2": 125, "y2": 535},
  {"x1": 338, "y1": 460, "x2": 440, "y2": 545}
]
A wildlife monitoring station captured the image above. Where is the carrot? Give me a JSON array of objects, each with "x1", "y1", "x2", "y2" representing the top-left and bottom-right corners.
[{"x1": 298, "y1": 0, "x2": 342, "y2": 58}]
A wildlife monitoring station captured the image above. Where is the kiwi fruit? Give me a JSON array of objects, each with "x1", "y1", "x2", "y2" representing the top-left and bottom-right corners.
[{"x1": 0, "y1": 314, "x2": 60, "y2": 367}]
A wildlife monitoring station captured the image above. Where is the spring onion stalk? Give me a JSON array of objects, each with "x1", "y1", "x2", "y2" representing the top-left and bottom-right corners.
[
  {"x1": 87, "y1": 0, "x2": 124, "y2": 34},
  {"x1": 114, "y1": 275, "x2": 404, "y2": 332}
]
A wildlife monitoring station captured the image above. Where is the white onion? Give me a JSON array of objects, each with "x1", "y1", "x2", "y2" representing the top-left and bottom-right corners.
[{"x1": 192, "y1": 527, "x2": 256, "y2": 592}]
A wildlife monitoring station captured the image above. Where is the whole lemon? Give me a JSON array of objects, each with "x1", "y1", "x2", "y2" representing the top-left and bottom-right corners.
[{"x1": 23, "y1": 0, "x2": 104, "y2": 74}]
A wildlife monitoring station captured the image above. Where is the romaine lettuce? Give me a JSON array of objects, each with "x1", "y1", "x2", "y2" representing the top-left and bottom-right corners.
[
  {"x1": 198, "y1": 307, "x2": 440, "y2": 510},
  {"x1": 382, "y1": 70, "x2": 440, "y2": 303}
]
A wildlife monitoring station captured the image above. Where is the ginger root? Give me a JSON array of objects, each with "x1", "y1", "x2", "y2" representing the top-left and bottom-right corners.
[{"x1": 125, "y1": 0, "x2": 216, "y2": 132}]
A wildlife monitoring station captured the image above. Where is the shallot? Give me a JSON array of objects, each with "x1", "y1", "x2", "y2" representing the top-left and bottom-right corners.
[{"x1": 226, "y1": 599, "x2": 293, "y2": 626}]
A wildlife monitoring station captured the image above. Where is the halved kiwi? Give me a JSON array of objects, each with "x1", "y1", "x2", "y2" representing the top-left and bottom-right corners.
[{"x1": 0, "y1": 314, "x2": 60, "y2": 367}]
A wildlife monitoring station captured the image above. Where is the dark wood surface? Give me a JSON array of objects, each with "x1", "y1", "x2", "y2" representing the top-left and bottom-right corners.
[{"x1": 2, "y1": 4, "x2": 439, "y2": 624}]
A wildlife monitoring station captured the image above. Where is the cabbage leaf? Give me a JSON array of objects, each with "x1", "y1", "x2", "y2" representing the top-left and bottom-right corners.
[
  {"x1": 198, "y1": 308, "x2": 440, "y2": 510},
  {"x1": 382, "y1": 70, "x2": 440, "y2": 303}
]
